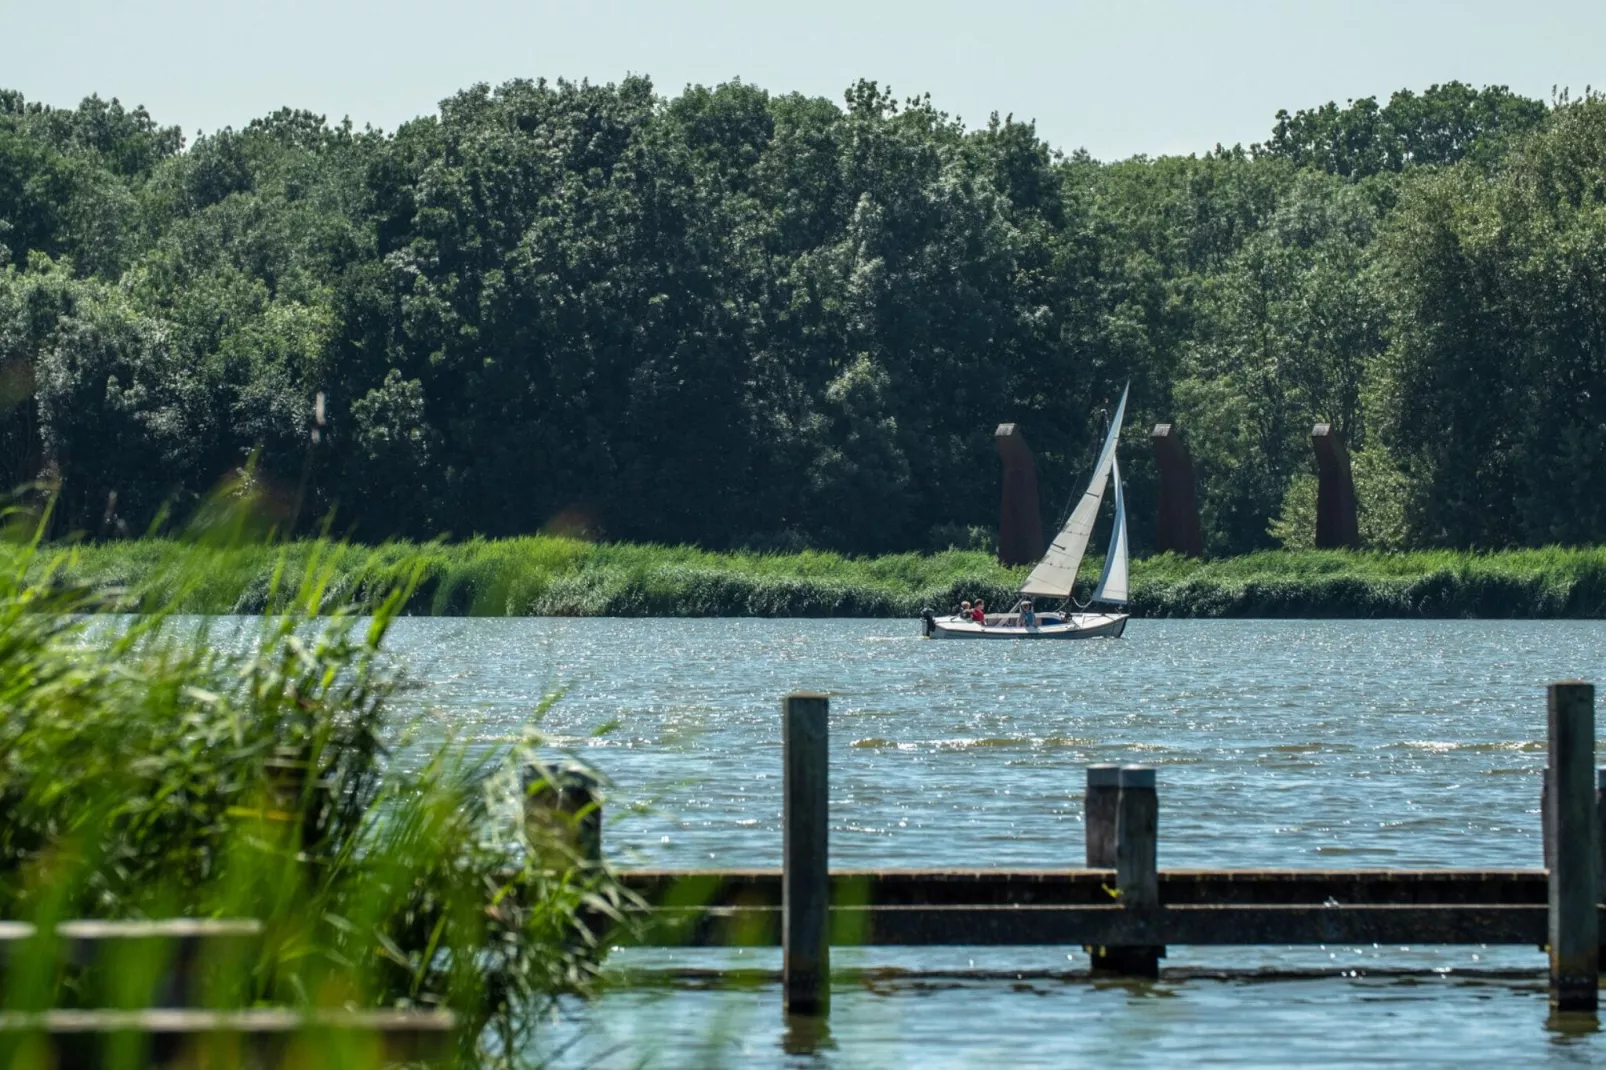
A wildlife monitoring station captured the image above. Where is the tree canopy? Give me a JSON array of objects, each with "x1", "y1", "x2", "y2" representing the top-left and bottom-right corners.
[{"x1": 0, "y1": 78, "x2": 1599, "y2": 554}]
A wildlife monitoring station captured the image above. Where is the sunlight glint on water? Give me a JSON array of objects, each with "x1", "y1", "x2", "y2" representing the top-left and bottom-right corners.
[{"x1": 381, "y1": 617, "x2": 1606, "y2": 1067}]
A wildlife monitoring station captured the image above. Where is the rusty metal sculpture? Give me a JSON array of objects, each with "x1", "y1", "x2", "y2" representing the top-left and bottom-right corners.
[
  {"x1": 1150, "y1": 424, "x2": 1203, "y2": 558},
  {"x1": 994, "y1": 424, "x2": 1045, "y2": 567},
  {"x1": 1311, "y1": 423, "x2": 1360, "y2": 549}
]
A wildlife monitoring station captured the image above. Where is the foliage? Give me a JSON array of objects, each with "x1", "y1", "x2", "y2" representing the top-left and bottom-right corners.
[
  {"x1": 1256, "y1": 82, "x2": 1548, "y2": 178},
  {"x1": 0, "y1": 498, "x2": 623, "y2": 1067},
  {"x1": 1373, "y1": 91, "x2": 1606, "y2": 548},
  {"x1": 1268, "y1": 447, "x2": 1411, "y2": 551},
  {"x1": 46, "y1": 534, "x2": 1606, "y2": 620},
  {"x1": 1, "y1": 78, "x2": 1601, "y2": 555},
  {"x1": 1135, "y1": 545, "x2": 1606, "y2": 618}
]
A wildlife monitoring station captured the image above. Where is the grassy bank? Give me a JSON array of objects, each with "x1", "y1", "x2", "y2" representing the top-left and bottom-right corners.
[{"x1": 56, "y1": 538, "x2": 1606, "y2": 619}]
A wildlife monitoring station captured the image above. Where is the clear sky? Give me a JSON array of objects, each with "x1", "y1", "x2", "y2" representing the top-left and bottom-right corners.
[{"x1": 2, "y1": 0, "x2": 1601, "y2": 160}]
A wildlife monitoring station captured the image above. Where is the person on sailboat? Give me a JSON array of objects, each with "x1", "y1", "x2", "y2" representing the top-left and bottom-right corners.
[
  {"x1": 959, "y1": 600, "x2": 972, "y2": 618},
  {"x1": 971, "y1": 600, "x2": 986, "y2": 624},
  {"x1": 1021, "y1": 600, "x2": 1036, "y2": 628}
]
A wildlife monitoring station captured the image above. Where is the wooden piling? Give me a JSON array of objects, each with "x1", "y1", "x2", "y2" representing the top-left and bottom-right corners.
[
  {"x1": 1085, "y1": 765, "x2": 1120, "y2": 868},
  {"x1": 522, "y1": 761, "x2": 602, "y2": 868},
  {"x1": 1097, "y1": 765, "x2": 1162, "y2": 978},
  {"x1": 1542, "y1": 768, "x2": 1552, "y2": 870},
  {"x1": 783, "y1": 692, "x2": 830, "y2": 1016},
  {"x1": 1546, "y1": 682, "x2": 1598, "y2": 1013},
  {"x1": 1116, "y1": 767, "x2": 1159, "y2": 906},
  {"x1": 1599, "y1": 768, "x2": 1606, "y2": 905},
  {"x1": 1086, "y1": 763, "x2": 1123, "y2": 972}
]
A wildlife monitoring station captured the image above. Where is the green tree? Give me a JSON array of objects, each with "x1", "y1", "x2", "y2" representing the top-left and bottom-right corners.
[{"x1": 1375, "y1": 94, "x2": 1606, "y2": 547}]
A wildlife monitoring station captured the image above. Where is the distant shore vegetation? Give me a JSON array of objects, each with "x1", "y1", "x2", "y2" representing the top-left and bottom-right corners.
[
  {"x1": 57, "y1": 537, "x2": 1606, "y2": 619},
  {"x1": 4, "y1": 78, "x2": 1606, "y2": 559}
]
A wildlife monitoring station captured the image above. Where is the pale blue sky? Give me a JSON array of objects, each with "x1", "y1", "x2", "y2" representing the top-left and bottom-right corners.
[{"x1": 2, "y1": 0, "x2": 1601, "y2": 160}]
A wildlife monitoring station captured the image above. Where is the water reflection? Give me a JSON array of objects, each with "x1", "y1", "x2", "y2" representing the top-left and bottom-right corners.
[
  {"x1": 1545, "y1": 1008, "x2": 1602, "y2": 1042},
  {"x1": 781, "y1": 1013, "x2": 834, "y2": 1057}
]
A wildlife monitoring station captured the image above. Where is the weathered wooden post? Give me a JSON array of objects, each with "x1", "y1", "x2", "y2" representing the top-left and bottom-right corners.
[
  {"x1": 1543, "y1": 768, "x2": 1552, "y2": 870},
  {"x1": 522, "y1": 761, "x2": 602, "y2": 868},
  {"x1": 1150, "y1": 424, "x2": 1203, "y2": 558},
  {"x1": 1099, "y1": 765, "x2": 1161, "y2": 978},
  {"x1": 995, "y1": 424, "x2": 1045, "y2": 567},
  {"x1": 1598, "y1": 767, "x2": 1606, "y2": 904},
  {"x1": 1546, "y1": 682, "x2": 1598, "y2": 1013},
  {"x1": 783, "y1": 692, "x2": 830, "y2": 1016},
  {"x1": 1085, "y1": 764, "x2": 1122, "y2": 972},
  {"x1": 1310, "y1": 424, "x2": 1360, "y2": 549},
  {"x1": 1084, "y1": 764, "x2": 1120, "y2": 868}
]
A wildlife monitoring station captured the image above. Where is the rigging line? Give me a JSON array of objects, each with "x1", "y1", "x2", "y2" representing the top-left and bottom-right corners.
[
  {"x1": 1050, "y1": 398, "x2": 1113, "y2": 532},
  {"x1": 1064, "y1": 398, "x2": 1116, "y2": 610},
  {"x1": 1076, "y1": 451, "x2": 1126, "y2": 611}
]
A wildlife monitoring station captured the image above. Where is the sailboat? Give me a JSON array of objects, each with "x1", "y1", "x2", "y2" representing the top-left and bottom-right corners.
[{"x1": 921, "y1": 385, "x2": 1131, "y2": 640}]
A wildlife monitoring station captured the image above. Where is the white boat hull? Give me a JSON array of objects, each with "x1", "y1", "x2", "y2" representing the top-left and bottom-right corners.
[{"x1": 923, "y1": 612, "x2": 1128, "y2": 640}]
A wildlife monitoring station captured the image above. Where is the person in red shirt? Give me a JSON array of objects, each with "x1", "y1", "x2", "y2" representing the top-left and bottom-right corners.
[{"x1": 971, "y1": 600, "x2": 987, "y2": 624}]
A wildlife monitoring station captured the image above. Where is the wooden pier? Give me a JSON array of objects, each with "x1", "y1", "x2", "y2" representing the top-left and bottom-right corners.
[
  {"x1": 5, "y1": 684, "x2": 1595, "y2": 1057},
  {"x1": 0, "y1": 919, "x2": 457, "y2": 1066},
  {"x1": 557, "y1": 681, "x2": 1606, "y2": 1020}
]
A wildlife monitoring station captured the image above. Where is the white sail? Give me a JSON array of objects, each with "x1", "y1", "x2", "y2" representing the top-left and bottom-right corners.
[
  {"x1": 1019, "y1": 384, "x2": 1129, "y2": 598},
  {"x1": 1091, "y1": 453, "x2": 1129, "y2": 605}
]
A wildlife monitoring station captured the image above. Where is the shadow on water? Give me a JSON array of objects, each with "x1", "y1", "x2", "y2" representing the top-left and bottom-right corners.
[{"x1": 1089, "y1": 976, "x2": 1183, "y2": 1001}]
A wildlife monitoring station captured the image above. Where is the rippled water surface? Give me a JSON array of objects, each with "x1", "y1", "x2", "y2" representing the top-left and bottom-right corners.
[{"x1": 381, "y1": 618, "x2": 1606, "y2": 1067}]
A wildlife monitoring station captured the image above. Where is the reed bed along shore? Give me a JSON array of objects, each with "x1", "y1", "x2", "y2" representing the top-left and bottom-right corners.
[{"x1": 57, "y1": 538, "x2": 1606, "y2": 619}]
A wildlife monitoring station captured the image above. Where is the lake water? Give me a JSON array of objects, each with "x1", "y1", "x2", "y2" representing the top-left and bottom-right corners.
[{"x1": 381, "y1": 618, "x2": 1606, "y2": 1067}]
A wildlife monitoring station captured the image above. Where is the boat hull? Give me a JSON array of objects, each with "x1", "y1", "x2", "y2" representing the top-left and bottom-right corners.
[{"x1": 924, "y1": 612, "x2": 1128, "y2": 640}]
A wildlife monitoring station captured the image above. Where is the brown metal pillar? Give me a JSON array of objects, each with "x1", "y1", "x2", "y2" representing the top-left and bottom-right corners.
[
  {"x1": 1150, "y1": 424, "x2": 1203, "y2": 558},
  {"x1": 1311, "y1": 424, "x2": 1359, "y2": 549},
  {"x1": 995, "y1": 424, "x2": 1044, "y2": 567}
]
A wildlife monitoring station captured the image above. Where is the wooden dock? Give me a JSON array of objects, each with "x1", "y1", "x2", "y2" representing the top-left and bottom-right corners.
[
  {"x1": 0, "y1": 919, "x2": 456, "y2": 1066},
  {"x1": 540, "y1": 682, "x2": 1606, "y2": 1020}
]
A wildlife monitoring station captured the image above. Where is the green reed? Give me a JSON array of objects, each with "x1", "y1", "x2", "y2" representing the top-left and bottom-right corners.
[
  {"x1": 0, "y1": 500, "x2": 627, "y2": 1069},
  {"x1": 54, "y1": 537, "x2": 1606, "y2": 619}
]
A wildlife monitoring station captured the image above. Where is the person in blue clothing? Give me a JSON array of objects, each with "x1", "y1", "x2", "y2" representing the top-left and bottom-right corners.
[{"x1": 1020, "y1": 599, "x2": 1036, "y2": 628}]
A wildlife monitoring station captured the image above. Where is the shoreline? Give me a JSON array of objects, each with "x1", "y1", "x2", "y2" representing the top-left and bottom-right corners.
[{"x1": 46, "y1": 538, "x2": 1606, "y2": 620}]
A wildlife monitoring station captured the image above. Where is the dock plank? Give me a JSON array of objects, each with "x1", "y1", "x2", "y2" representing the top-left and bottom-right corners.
[
  {"x1": 619, "y1": 868, "x2": 1550, "y2": 908},
  {"x1": 619, "y1": 902, "x2": 1561, "y2": 948}
]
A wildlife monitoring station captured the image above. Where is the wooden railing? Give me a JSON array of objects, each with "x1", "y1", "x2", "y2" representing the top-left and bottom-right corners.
[
  {"x1": 24, "y1": 682, "x2": 1590, "y2": 1056},
  {"x1": 540, "y1": 682, "x2": 1605, "y2": 1020},
  {"x1": 0, "y1": 918, "x2": 456, "y2": 1066}
]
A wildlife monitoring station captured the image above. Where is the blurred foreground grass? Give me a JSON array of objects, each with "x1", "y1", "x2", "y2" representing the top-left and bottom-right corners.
[{"x1": 0, "y1": 499, "x2": 624, "y2": 1069}]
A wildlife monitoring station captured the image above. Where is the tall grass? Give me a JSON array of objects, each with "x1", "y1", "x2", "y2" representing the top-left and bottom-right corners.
[
  {"x1": 1134, "y1": 547, "x2": 1606, "y2": 618},
  {"x1": 56, "y1": 537, "x2": 1606, "y2": 618},
  {"x1": 0, "y1": 502, "x2": 627, "y2": 1068}
]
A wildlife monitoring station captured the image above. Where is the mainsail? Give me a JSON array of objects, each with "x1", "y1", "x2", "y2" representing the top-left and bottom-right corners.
[
  {"x1": 1019, "y1": 384, "x2": 1129, "y2": 599},
  {"x1": 1090, "y1": 453, "x2": 1129, "y2": 605}
]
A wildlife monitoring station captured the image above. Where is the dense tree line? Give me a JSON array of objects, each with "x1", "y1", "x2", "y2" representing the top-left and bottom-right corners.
[{"x1": 0, "y1": 77, "x2": 1600, "y2": 555}]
